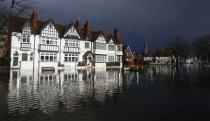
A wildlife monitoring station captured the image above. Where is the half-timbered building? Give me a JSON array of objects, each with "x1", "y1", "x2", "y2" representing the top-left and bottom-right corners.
[{"x1": 9, "y1": 10, "x2": 124, "y2": 70}]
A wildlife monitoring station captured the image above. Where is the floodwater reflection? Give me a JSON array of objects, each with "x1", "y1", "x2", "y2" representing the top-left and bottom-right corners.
[
  {"x1": 5, "y1": 65, "x2": 210, "y2": 120},
  {"x1": 8, "y1": 69, "x2": 123, "y2": 115}
]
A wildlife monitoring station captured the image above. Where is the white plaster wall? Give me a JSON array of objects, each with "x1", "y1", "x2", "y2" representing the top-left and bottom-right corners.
[
  {"x1": 10, "y1": 32, "x2": 35, "y2": 70},
  {"x1": 33, "y1": 35, "x2": 40, "y2": 70},
  {"x1": 60, "y1": 38, "x2": 65, "y2": 64},
  {"x1": 79, "y1": 40, "x2": 92, "y2": 62},
  {"x1": 94, "y1": 63, "x2": 106, "y2": 69}
]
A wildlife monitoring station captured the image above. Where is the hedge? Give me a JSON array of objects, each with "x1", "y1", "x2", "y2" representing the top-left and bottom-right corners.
[
  {"x1": 0, "y1": 57, "x2": 10, "y2": 66},
  {"x1": 106, "y1": 62, "x2": 120, "y2": 66}
]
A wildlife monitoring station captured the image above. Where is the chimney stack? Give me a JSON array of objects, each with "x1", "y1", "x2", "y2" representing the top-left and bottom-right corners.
[
  {"x1": 31, "y1": 8, "x2": 38, "y2": 31},
  {"x1": 84, "y1": 21, "x2": 90, "y2": 37},
  {"x1": 114, "y1": 28, "x2": 120, "y2": 40},
  {"x1": 75, "y1": 18, "x2": 81, "y2": 32}
]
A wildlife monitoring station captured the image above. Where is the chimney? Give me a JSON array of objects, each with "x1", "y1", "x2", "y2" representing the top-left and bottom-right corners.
[
  {"x1": 31, "y1": 8, "x2": 38, "y2": 31},
  {"x1": 114, "y1": 28, "x2": 120, "y2": 40},
  {"x1": 75, "y1": 18, "x2": 81, "y2": 32},
  {"x1": 84, "y1": 21, "x2": 90, "y2": 37}
]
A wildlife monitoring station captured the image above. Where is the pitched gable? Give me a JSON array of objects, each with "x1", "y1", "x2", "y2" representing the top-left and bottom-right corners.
[
  {"x1": 108, "y1": 39, "x2": 114, "y2": 44},
  {"x1": 93, "y1": 31, "x2": 107, "y2": 43},
  {"x1": 41, "y1": 21, "x2": 59, "y2": 38},
  {"x1": 125, "y1": 46, "x2": 134, "y2": 59},
  {"x1": 21, "y1": 21, "x2": 31, "y2": 35},
  {"x1": 64, "y1": 25, "x2": 80, "y2": 39}
]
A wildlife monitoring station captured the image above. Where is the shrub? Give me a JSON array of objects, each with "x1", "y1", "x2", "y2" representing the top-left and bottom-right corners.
[
  {"x1": 106, "y1": 62, "x2": 120, "y2": 66},
  {"x1": 0, "y1": 57, "x2": 10, "y2": 66},
  {"x1": 77, "y1": 62, "x2": 87, "y2": 66}
]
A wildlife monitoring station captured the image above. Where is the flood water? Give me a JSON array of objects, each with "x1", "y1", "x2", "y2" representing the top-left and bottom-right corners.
[{"x1": 0, "y1": 65, "x2": 210, "y2": 121}]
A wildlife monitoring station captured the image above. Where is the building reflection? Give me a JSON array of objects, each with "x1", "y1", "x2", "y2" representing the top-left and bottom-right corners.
[{"x1": 8, "y1": 68, "x2": 123, "y2": 115}]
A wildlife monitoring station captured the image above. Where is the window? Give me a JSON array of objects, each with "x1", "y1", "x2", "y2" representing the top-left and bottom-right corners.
[
  {"x1": 85, "y1": 42, "x2": 90, "y2": 49},
  {"x1": 64, "y1": 53, "x2": 78, "y2": 62},
  {"x1": 22, "y1": 35, "x2": 30, "y2": 43},
  {"x1": 41, "y1": 37, "x2": 57, "y2": 45},
  {"x1": 30, "y1": 52, "x2": 33, "y2": 61},
  {"x1": 95, "y1": 55, "x2": 107, "y2": 62},
  {"x1": 117, "y1": 45, "x2": 122, "y2": 51},
  {"x1": 108, "y1": 45, "x2": 115, "y2": 51},
  {"x1": 95, "y1": 42, "x2": 106, "y2": 50},
  {"x1": 40, "y1": 52, "x2": 57, "y2": 62},
  {"x1": 22, "y1": 26, "x2": 31, "y2": 35},
  {"x1": 22, "y1": 53, "x2": 28, "y2": 61},
  {"x1": 65, "y1": 39, "x2": 78, "y2": 47},
  {"x1": 117, "y1": 56, "x2": 121, "y2": 62},
  {"x1": 108, "y1": 56, "x2": 115, "y2": 62}
]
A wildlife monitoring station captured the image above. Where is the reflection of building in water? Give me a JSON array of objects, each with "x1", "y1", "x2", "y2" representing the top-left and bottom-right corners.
[
  {"x1": 144, "y1": 65, "x2": 176, "y2": 81},
  {"x1": 60, "y1": 70, "x2": 81, "y2": 111},
  {"x1": 8, "y1": 69, "x2": 123, "y2": 115},
  {"x1": 124, "y1": 71, "x2": 136, "y2": 86},
  {"x1": 94, "y1": 69, "x2": 122, "y2": 102},
  {"x1": 38, "y1": 72, "x2": 60, "y2": 114},
  {"x1": 8, "y1": 70, "x2": 39, "y2": 114}
]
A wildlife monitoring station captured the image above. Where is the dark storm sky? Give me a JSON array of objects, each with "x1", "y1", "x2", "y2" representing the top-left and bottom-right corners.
[{"x1": 4, "y1": 0, "x2": 210, "y2": 52}]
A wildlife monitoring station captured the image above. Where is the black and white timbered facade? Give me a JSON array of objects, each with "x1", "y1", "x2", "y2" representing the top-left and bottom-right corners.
[{"x1": 9, "y1": 10, "x2": 124, "y2": 70}]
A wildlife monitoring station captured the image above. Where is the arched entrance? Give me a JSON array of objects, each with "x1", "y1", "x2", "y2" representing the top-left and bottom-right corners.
[{"x1": 83, "y1": 51, "x2": 93, "y2": 67}]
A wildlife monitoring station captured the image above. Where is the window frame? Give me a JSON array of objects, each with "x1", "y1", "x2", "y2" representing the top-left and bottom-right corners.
[{"x1": 22, "y1": 53, "x2": 28, "y2": 61}]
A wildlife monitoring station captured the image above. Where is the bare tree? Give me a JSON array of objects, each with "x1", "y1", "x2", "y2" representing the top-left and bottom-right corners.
[
  {"x1": 168, "y1": 37, "x2": 190, "y2": 65},
  {"x1": 0, "y1": 0, "x2": 33, "y2": 57},
  {"x1": 192, "y1": 35, "x2": 210, "y2": 64},
  {"x1": 0, "y1": 0, "x2": 33, "y2": 32}
]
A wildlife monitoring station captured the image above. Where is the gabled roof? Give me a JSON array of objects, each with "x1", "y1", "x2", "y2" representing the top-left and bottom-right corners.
[
  {"x1": 125, "y1": 46, "x2": 134, "y2": 59},
  {"x1": 9, "y1": 14, "x2": 125, "y2": 45},
  {"x1": 21, "y1": 20, "x2": 31, "y2": 30},
  {"x1": 62, "y1": 23, "x2": 81, "y2": 38},
  {"x1": 83, "y1": 51, "x2": 92, "y2": 57}
]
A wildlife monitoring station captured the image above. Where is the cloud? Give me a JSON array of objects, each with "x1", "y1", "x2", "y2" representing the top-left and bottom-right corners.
[{"x1": 3, "y1": 0, "x2": 210, "y2": 52}]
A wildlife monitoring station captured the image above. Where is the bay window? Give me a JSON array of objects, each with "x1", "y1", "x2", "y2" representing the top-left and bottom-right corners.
[
  {"x1": 65, "y1": 39, "x2": 78, "y2": 47},
  {"x1": 108, "y1": 45, "x2": 115, "y2": 51},
  {"x1": 40, "y1": 52, "x2": 57, "y2": 62},
  {"x1": 64, "y1": 53, "x2": 78, "y2": 62},
  {"x1": 108, "y1": 56, "x2": 115, "y2": 62},
  {"x1": 95, "y1": 42, "x2": 106, "y2": 50},
  {"x1": 41, "y1": 37, "x2": 57, "y2": 45},
  {"x1": 95, "y1": 55, "x2": 107, "y2": 62}
]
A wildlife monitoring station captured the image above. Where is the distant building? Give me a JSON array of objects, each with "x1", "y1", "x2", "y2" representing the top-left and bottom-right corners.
[
  {"x1": 6, "y1": 10, "x2": 125, "y2": 70},
  {"x1": 143, "y1": 47, "x2": 173, "y2": 64},
  {"x1": 125, "y1": 46, "x2": 134, "y2": 65},
  {"x1": 143, "y1": 41, "x2": 149, "y2": 56},
  {"x1": 143, "y1": 56, "x2": 172, "y2": 64}
]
